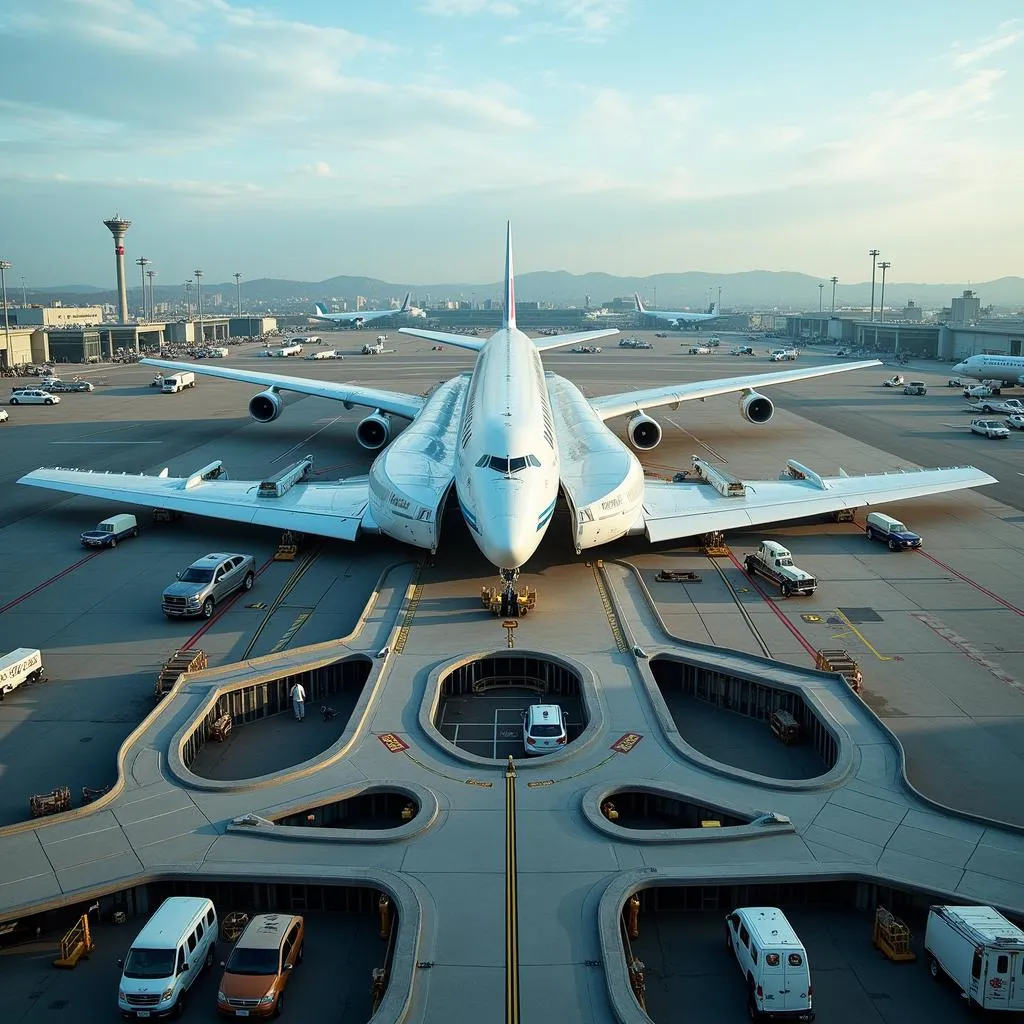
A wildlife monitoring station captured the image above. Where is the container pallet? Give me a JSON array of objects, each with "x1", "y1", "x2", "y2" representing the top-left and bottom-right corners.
[
  {"x1": 30, "y1": 786, "x2": 71, "y2": 818},
  {"x1": 155, "y1": 648, "x2": 208, "y2": 698},
  {"x1": 815, "y1": 648, "x2": 863, "y2": 693}
]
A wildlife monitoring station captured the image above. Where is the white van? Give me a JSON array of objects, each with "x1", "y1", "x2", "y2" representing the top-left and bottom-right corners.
[
  {"x1": 925, "y1": 905, "x2": 1024, "y2": 1011},
  {"x1": 725, "y1": 906, "x2": 814, "y2": 1021},
  {"x1": 118, "y1": 896, "x2": 218, "y2": 1020},
  {"x1": 0, "y1": 648, "x2": 44, "y2": 700}
]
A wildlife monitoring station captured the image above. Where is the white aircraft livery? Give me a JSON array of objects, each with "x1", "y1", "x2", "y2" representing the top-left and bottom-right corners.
[
  {"x1": 20, "y1": 225, "x2": 996, "y2": 609},
  {"x1": 634, "y1": 292, "x2": 720, "y2": 326},
  {"x1": 952, "y1": 353, "x2": 1024, "y2": 386},
  {"x1": 313, "y1": 292, "x2": 411, "y2": 325}
]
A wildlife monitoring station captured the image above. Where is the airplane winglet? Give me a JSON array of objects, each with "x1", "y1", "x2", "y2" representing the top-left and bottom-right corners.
[
  {"x1": 503, "y1": 222, "x2": 516, "y2": 330},
  {"x1": 634, "y1": 292, "x2": 646, "y2": 314},
  {"x1": 400, "y1": 292, "x2": 411, "y2": 312}
]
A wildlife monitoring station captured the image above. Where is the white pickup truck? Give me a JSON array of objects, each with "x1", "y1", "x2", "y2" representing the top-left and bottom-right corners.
[
  {"x1": 0, "y1": 648, "x2": 45, "y2": 699},
  {"x1": 743, "y1": 541, "x2": 818, "y2": 597},
  {"x1": 965, "y1": 397, "x2": 1024, "y2": 415},
  {"x1": 970, "y1": 418, "x2": 1010, "y2": 439}
]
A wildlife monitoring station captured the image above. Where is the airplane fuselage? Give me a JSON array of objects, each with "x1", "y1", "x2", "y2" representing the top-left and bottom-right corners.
[{"x1": 952, "y1": 354, "x2": 1024, "y2": 385}]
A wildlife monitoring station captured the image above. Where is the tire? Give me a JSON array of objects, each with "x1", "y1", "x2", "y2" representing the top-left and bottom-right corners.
[
  {"x1": 888, "y1": 539, "x2": 898, "y2": 552},
  {"x1": 747, "y1": 990, "x2": 760, "y2": 1021},
  {"x1": 744, "y1": 558, "x2": 754, "y2": 574},
  {"x1": 110, "y1": 537, "x2": 117, "y2": 548},
  {"x1": 929, "y1": 956, "x2": 941, "y2": 982},
  {"x1": 10, "y1": 397, "x2": 18, "y2": 405},
  {"x1": 725, "y1": 927, "x2": 733, "y2": 951},
  {"x1": 780, "y1": 581, "x2": 792, "y2": 598},
  {"x1": 983, "y1": 405, "x2": 993, "y2": 413},
  {"x1": 205, "y1": 947, "x2": 214, "y2": 970},
  {"x1": 201, "y1": 597, "x2": 214, "y2": 619},
  {"x1": 171, "y1": 992, "x2": 186, "y2": 1020},
  {"x1": 273, "y1": 992, "x2": 284, "y2": 1018},
  {"x1": 242, "y1": 571, "x2": 254, "y2": 591},
  {"x1": 866, "y1": 526, "x2": 874, "y2": 540},
  {"x1": 45, "y1": 398, "x2": 54, "y2": 405}
]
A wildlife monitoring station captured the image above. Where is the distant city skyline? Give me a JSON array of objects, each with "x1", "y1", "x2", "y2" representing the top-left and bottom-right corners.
[{"x1": 0, "y1": 2, "x2": 1021, "y2": 287}]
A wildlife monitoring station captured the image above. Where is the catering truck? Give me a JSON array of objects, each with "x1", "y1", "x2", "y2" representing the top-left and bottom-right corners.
[
  {"x1": 161, "y1": 371, "x2": 196, "y2": 393},
  {"x1": 0, "y1": 648, "x2": 45, "y2": 700},
  {"x1": 925, "y1": 905, "x2": 1024, "y2": 1011}
]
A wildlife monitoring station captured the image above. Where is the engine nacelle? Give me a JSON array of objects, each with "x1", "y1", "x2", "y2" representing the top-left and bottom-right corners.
[
  {"x1": 627, "y1": 412, "x2": 663, "y2": 451},
  {"x1": 357, "y1": 411, "x2": 392, "y2": 450},
  {"x1": 740, "y1": 390, "x2": 774, "y2": 424},
  {"x1": 249, "y1": 388, "x2": 293, "y2": 423}
]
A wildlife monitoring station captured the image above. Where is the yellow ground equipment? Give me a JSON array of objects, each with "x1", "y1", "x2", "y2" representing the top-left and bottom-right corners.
[
  {"x1": 872, "y1": 906, "x2": 916, "y2": 962},
  {"x1": 814, "y1": 649, "x2": 863, "y2": 693},
  {"x1": 274, "y1": 529, "x2": 300, "y2": 561},
  {"x1": 53, "y1": 914, "x2": 95, "y2": 969},
  {"x1": 155, "y1": 648, "x2": 208, "y2": 698},
  {"x1": 481, "y1": 586, "x2": 537, "y2": 617}
]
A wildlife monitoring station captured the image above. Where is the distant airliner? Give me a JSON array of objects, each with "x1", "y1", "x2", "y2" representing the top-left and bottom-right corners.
[
  {"x1": 952, "y1": 353, "x2": 1024, "y2": 386},
  {"x1": 634, "y1": 292, "x2": 720, "y2": 327},
  {"x1": 20, "y1": 225, "x2": 996, "y2": 611},
  {"x1": 313, "y1": 292, "x2": 412, "y2": 326}
]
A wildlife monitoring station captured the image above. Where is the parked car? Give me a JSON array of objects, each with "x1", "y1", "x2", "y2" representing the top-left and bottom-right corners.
[
  {"x1": 81, "y1": 513, "x2": 139, "y2": 549},
  {"x1": 903, "y1": 381, "x2": 927, "y2": 395},
  {"x1": 9, "y1": 389, "x2": 60, "y2": 405},
  {"x1": 970, "y1": 418, "x2": 1010, "y2": 439},
  {"x1": 161, "y1": 552, "x2": 256, "y2": 619},
  {"x1": 882, "y1": 375, "x2": 904, "y2": 387},
  {"x1": 865, "y1": 511, "x2": 922, "y2": 551},
  {"x1": 946, "y1": 377, "x2": 966, "y2": 387},
  {"x1": 1006, "y1": 414, "x2": 1024, "y2": 430},
  {"x1": 522, "y1": 703, "x2": 568, "y2": 755},
  {"x1": 216, "y1": 913, "x2": 305, "y2": 1018},
  {"x1": 571, "y1": 345, "x2": 601, "y2": 354}
]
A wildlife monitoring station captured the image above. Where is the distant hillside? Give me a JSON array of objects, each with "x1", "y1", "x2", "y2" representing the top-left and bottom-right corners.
[{"x1": 23, "y1": 270, "x2": 1024, "y2": 312}]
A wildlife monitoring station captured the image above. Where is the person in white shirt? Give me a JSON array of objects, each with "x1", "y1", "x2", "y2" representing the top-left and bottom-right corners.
[{"x1": 289, "y1": 682, "x2": 307, "y2": 721}]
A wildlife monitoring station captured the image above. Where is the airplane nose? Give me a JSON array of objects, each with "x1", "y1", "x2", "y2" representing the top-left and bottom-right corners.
[{"x1": 479, "y1": 514, "x2": 539, "y2": 570}]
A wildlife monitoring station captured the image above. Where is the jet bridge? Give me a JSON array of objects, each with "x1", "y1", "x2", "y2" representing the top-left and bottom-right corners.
[{"x1": 690, "y1": 456, "x2": 747, "y2": 497}]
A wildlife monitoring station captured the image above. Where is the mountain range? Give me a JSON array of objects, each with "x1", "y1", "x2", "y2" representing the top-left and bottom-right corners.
[{"x1": 23, "y1": 270, "x2": 1024, "y2": 312}]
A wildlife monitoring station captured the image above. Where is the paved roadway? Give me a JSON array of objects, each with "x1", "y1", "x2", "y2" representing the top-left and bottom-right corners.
[{"x1": 1, "y1": 332, "x2": 1023, "y2": 1023}]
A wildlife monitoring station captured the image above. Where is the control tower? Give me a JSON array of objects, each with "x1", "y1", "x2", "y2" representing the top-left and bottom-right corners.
[{"x1": 103, "y1": 216, "x2": 132, "y2": 324}]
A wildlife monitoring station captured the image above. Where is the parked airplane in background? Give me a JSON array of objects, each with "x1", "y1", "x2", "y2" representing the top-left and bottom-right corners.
[
  {"x1": 20, "y1": 225, "x2": 996, "y2": 613},
  {"x1": 313, "y1": 292, "x2": 412, "y2": 326},
  {"x1": 634, "y1": 293, "x2": 720, "y2": 327},
  {"x1": 952, "y1": 353, "x2": 1024, "y2": 386}
]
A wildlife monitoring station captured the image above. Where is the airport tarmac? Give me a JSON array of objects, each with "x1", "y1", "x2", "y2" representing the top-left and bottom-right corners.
[{"x1": 1, "y1": 331, "x2": 1023, "y2": 1022}]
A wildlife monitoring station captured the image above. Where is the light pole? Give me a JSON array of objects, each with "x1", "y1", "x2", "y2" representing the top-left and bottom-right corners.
[
  {"x1": 184, "y1": 281, "x2": 192, "y2": 319},
  {"x1": 868, "y1": 249, "x2": 880, "y2": 321},
  {"x1": 233, "y1": 272, "x2": 242, "y2": 315},
  {"x1": 818, "y1": 283, "x2": 824, "y2": 313},
  {"x1": 146, "y1": 269, "x2": 157, "y2": 319},
  {"x1": 194, "y1": 269, "x2": 203, "y2": 346},
  {"x1": 0, "y1": 260, "x2": 11, "y2": 360},
  {"x1": 135, "y1": 256, "x2": 151, "y2": 320},
  {"x1": 20, "y1": 276, "x2": 27, "y2": 307},
  {"x1": 830, "y1": 276, "x2": 838, "y2": 314},
  {"x1": 878, "y1": 261, "x2": 891, "y2": 324}
]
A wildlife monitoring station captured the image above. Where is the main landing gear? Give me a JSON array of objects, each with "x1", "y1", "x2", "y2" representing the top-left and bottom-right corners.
[{"x1": 481, "y1": 568, "x2": 538, "y2": 617}]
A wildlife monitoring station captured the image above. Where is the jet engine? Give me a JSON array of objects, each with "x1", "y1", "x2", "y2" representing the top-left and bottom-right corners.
[
  {"x1": 356, "y1": 411, "x2": 392, "y2": 450},
  {"x1": 739, "y1": 390, "x2": 774, "y2": 424},
  {"x1": 248, "y1": 388, "x2": 294, "y2": 423},
  {"x1": 626, "y1": 412, "x2": 663, "y2": 451}
]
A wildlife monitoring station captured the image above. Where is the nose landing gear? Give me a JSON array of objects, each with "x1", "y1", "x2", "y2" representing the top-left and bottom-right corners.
[{"x1": 481, "y1": 568, "x2": 538, "y2": 617}]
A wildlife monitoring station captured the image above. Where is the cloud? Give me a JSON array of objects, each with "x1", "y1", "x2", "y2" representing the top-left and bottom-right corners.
[
  {"x1": 421, "y1": 0, "x2": 628, "y2": 39},
  {"x1": 951, "y1": 24, "x2": 1022, "y2": 68},
  {"x1": 421, "y1": 0, "x2": 520, "y2": 15}
]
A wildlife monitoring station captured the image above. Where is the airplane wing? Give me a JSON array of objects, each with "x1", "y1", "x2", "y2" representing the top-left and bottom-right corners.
[
  {"x1": 398, "y1": 328, "x2": 485, "y2": 352},
  {"x1": 139, "y1": 358, "x2": 424, "y2": 420},
  {"x1": 641, "y1": 464, "x2": 997, "y2": 544},
  {"x1": 532, "y1": 329, "x2": 620, "y2": 352},
  {"x1": 589, "y1": 360, "x2": 882, "y2": 421},
  {"x1": 18, "y1": 467, "x2": 373, "y2": 541}
]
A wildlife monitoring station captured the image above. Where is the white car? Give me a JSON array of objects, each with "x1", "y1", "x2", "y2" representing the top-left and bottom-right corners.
[
  {"x1": 522, "y1": 703, "x2": 568, "y2": 755},
  {"x1": 970, "y1": 418, "x2": 1010, "y2": 439},
  {"x1": 947, "y1": 377, "x2": 966, "y2": 388},
  {"x1": 688, "y1": 344, "x2": 711, "y2": 355},
  {"x1": 1006, "y1": 414, "x2": 1024, "y2": 430},
  {"x1": 9, "y1": 389, "x2": 60, "y2": 406},
  {"x1": 882, "y1": 375, "x2": 904, "y2": 387},
  {"x1": 964, "y1": 384, "x2": 999, "y2": 398}
]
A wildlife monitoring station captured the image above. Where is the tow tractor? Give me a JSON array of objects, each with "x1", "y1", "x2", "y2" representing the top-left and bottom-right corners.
[{"x1": 481, "y1": 568, "x2": 537, "y2": 617}]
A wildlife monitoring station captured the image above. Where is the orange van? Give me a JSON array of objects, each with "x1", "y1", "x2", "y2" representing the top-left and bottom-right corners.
[{"x1": 216, "y1": 913, "x2": 304, "y2": 1018}]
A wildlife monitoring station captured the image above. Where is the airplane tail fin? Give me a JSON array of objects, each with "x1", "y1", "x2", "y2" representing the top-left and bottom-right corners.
[
  {"x1": 400, "y1": 292, "x2": 411, "y2": 312},
  {"x1": 634, "y1": 292, "x2": 646, "y2": 314},
  {"x1": 503, "y1": 221, "x2": 516, "y2": 330},
  {"x1": 314, "y1": 303, "x2": 328, "y2": 316}
]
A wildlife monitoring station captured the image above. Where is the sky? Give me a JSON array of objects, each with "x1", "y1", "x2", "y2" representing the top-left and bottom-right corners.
[{"x1": 0, "y1": 0, "x2": 1022, "y2": 290}]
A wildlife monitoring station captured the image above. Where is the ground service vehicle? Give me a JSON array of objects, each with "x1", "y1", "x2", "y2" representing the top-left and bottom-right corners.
[
  {"x1": 217, "y1": 913, "x2": 305, "y2": 1018},
  {"x1": 118, "y1": 897, "x2": 218, "y2": 1020},
  {"x1": 522, "y1": 703, "x2": 568, "y2": 755},
  {"x1": 725, "y1": 907, "x2": 814, "y2": 1021},
  {"x1": 924, "y1": 905, "x2": 1024, "y2": 1012},
  {"x1": 770, "y1": 349, "x2": 797, "y2": 361},
  {"x1": 865, "y1": 511, "x2": 922, "y2": 550},
  {"x1": 1006, "y1": 414, "x2": 1024, "y2": 430},
  {"x1": 688, "y1": 344, "x2": 711, "y2": 355},
  {"x1": 966, "y1": 397, "x2": 1024, "y2": 415},
  {"x1": 971, "y1": 418, "x2": 1010, "y2": 439},
  {"x1": 9, "y1": 389, "x2": 60, "y2": 405},
  {"x1": 903, "y1": 381, "x2": 927, "y2": 395},
  {"x1": 732, "y1": 345, "x2": 754, "y2": 355},
  {"x1": 744, "y1": 541, "x2": 817, "y2": 597},
  {"x1": 162, "y1": 372, "x2": 196, "y2": 393},
  {"x1": 162, "y1": 552, "x2": 256, "y2": 619},
  {"x1": 964, "y1": 383, "x2": 999, "y2": 398},
  {"x1": 0, "y1": 409, "x2": 7, "y2": 423},
  {"x1": 81, "y1": 513, "x2": 139, "y2": 548},
  {"x1": 882, "y1": 375, "x2": 904, "y2": 388},
  {"x1": 0, "y1": 648, "x2": 44, "y2": 700}
]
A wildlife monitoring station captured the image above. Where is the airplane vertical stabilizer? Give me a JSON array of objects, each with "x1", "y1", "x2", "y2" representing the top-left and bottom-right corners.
[{"x1": 503, "y1": 222, "x2": 516, "y2": 330}]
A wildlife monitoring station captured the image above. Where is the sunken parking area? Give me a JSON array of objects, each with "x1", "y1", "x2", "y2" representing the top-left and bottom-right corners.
[{"x1": 433, "y1": 653, "x2": 586, "y2": 761}]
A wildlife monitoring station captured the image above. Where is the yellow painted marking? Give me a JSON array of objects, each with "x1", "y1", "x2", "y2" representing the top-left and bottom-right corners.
[
  {"x1": 591, "y1": 564, "x2": 628, "y2": 653},
  {"x1": 505, "y1": 760, "x2": 520, "y2": 1024},
  {"x1": 270, "y1": 611, "x2": 311, "y2": 653},
  {"x1": 831, "y1": 609, "x2": 893, "y2": 662},
  {"x1": 392, "y1": 561, "x2": 425, "y2": 655}
]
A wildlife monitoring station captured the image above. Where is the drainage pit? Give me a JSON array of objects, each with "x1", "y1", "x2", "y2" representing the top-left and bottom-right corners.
[
  {"x1": 602, "y1": 790, "x2": 749, "y2": 830},
  {"x1": 184, "y1": 655, "x2": 373, "y2": 781},
  {"x1": 433, "y1": 653, "x2": 586, "y2": 760},
  {"x1": 650, "y1": 656, "x2": 835, "y2": 779},
  {"x1": 275, "y1": 790, "x2": 420, "y2": 830}
]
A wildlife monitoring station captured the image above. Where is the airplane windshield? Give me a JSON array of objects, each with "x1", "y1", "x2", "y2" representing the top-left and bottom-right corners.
[{"x1": 478, "y1": 455, "x2": 539, "y2": 474}]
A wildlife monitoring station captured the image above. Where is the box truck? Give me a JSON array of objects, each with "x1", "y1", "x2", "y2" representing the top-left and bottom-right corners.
[{"x1": 162, "y1": 371, "x2": 196, "y2": 393}]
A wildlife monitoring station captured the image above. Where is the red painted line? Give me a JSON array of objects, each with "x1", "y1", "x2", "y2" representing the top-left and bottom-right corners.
[
  {"x1": 725, "y1": 551, "x2": 819, "y2": 659},
  {"x1": 916, "y1": 550, "x2": 1024, "y2": 617},
  {"x1": 179, "y1": 557, "x2": 277, "y2": 648},
  {"x1": 0, "y1": 551, "x2": 101, "y2": 615}
]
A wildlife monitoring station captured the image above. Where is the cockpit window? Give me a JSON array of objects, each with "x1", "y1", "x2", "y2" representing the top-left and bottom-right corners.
[{"x1": 482, "y1": 454, "x2": 537, "y2": 474}]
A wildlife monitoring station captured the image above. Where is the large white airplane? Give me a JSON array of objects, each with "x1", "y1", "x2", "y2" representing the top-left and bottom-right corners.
[
  {"x1": 952, "y1": 353, "x2": 1024, "y2": 386},
  {"x1": 313, "y1": 292, "x2": 412, "y2": 326},
  {"x1": 634, "y1": 292, "x2": 720, "y2": 327},
  {"x1": 20, "y1": 225, "x2": 996, "y2": 611}
]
